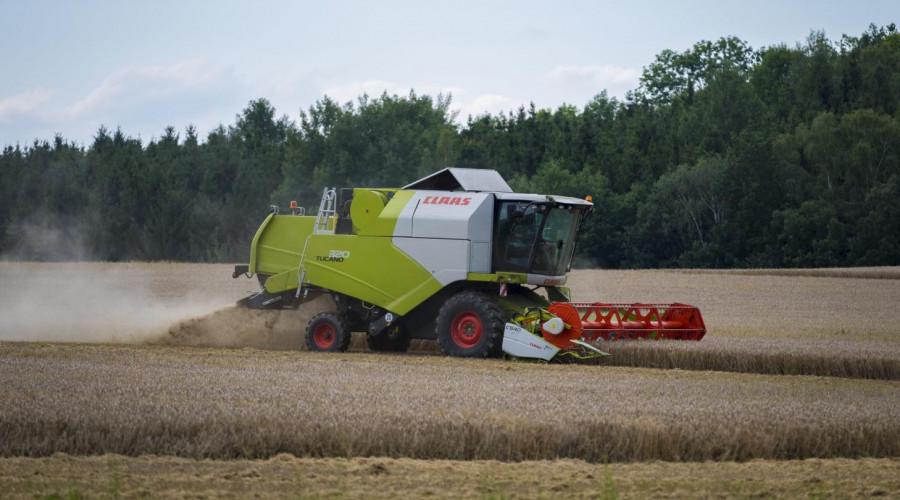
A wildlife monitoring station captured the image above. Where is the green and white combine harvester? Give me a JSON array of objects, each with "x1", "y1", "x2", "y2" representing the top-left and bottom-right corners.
[{"x1": 234, "y1": 168, "x2": 706, "y2": 361}]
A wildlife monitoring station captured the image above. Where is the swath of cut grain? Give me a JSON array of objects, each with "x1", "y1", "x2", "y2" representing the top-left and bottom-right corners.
[
  {"x1": 2, "y1": 343, "x2": 899, "y2": 462},
  {"x1": 593, "y1": 337, "x2": 900, "y2": 380}
]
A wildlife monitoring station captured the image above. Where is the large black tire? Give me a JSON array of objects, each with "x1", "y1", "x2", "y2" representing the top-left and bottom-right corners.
[
  {"x1": 435, "y1": 292, "x2": 504, "y2": 358},
  {"x1": 306, "y1": 313, "x2": 351, "y2": 352},
  {"x1": 366, "y1": 323, "x2": 412, "y2": 352}
]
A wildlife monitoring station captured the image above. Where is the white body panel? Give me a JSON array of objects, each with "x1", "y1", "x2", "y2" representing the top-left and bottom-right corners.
[
  {"x1": 407, "y1": 191, "x2": 493, "y2": 241},
  {"x1": 392, "y1": 238, "x2": 469, "y2": 286},
  {"x1": 501, "y1": 323, "x2": 560, "y2": 361},
  {"x1": 525, "y1": 273, "x2": 568, "y2": 286},
  {"x1": 403, "y1": 167, "x2": 513, "y2": 193},
  {"x1": 393, "y1": 193, "x2": 417, "y2": 237},
  {"x1": 469, "y1": 241, "x2": 491, "y2": 273},
  {"x1": 570, "y1": 339, "x2": 610, "y2": 357},
  {"x1": 393, "y1": 190, "x2": 494, "y2": 276},
  {"x1": 391, "y1": 186, "x2": 591, "y2": 284},
  {"x1": 494, "y1": 192, "x2": 593, "y2": 207}
]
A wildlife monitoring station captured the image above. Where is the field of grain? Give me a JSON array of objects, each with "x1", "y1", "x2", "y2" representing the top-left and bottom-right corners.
[
  {"x1": 3, "y1": 341, "x2": 900, "y2": 462},
  {"x1": 597, "y1": 337, "x2": 900, "y2": 379},
  {"x1": 566, "y1": 268, "x2": 900, "y2": 340},
  {"x1": 1, "y1": 262, "x2": 899, "y2": 497}
]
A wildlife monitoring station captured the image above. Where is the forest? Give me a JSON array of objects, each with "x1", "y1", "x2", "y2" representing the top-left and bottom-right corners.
[{"x1": 1, "y1": 24, "x2": 898, "y2": 268}]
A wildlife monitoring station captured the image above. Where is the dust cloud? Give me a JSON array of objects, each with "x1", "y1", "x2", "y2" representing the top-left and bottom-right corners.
[
  {"x1": 0, "y1": 262, "x2": 332, "y2": 348},
  {"x1": 161, "y1": 294, "x2": 336, "y2": 350}
]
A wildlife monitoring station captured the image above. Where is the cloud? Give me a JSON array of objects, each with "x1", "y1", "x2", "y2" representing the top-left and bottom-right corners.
[
  {"x1": 546, "y1": 64, "x2": 640, "y2": 98},
  {"x1": 458, "y1": 94, "x2": 519, "y2": 118},
  {"x1": 66, "y1": 60, "x2": 236, "y2": 121},
  {"x1": 0, "y1": 88, "x2": 55, "y2": 123},
  {"x1": 0, "y1": 59, "x2": 245, "y2": 146}
]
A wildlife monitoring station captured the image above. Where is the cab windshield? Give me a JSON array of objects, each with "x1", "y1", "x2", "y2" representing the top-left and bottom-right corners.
[{"x1": 492, "y1": 201, "x2": 581, "y2": 276}]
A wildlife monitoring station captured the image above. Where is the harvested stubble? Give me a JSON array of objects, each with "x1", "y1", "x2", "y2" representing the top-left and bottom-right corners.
[
  {"x1": 596, "y1": 337, "x2": 900, "y2": 380},
  {"x1": 3, "y1": 454, "x2": 900, "y2": 499},
  {"x1": 2, "y1": 342, "x2": 899, "y2": 463}
]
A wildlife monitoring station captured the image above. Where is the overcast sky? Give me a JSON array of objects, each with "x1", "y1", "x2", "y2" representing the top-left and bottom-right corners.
[{"x1": 0, "y1": 0, "x2": 895, "y2": 147}]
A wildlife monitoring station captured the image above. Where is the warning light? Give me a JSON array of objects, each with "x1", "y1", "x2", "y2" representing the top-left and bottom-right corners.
[
  {"x1": 290, "y1": 201, "x2": 298, "y2": 209},
  {"x1": 585, "y1": 195, "x2": 593, "y2": 202}
]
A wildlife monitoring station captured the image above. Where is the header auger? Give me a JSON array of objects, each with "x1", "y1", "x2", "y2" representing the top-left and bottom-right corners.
[{"x1": 233, "y1": 168, "x2": 705, "y2": 362}]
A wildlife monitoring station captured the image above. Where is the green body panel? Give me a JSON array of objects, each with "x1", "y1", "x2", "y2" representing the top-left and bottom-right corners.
[
  {"x1": 264, "y1": 267, "x2": 301, "y2": 293},
  {"x1": 356, "y1": 189, "x2": 408, "y2": 236},
  {"x1": 350, "y1": 189, "x2": 390, "y2": 234},
  {"x1": 499, "y1": 291, "x2": 550, "y2": 312},
  {"x1": 248, "y1": 213, "x2": 273, "y2": 275},
  {"x1": 251, "y1": 214, "x2": 317, "y2": 277},
  {"x1": 300, "y1": 233, "x2": 442, "y2": 314},
  {"x1": 253, "y1": 190, "x2": 443, "y2": 315},
  {"x1": 467, "y1": 272, "x2": 528, "y2": 284}
]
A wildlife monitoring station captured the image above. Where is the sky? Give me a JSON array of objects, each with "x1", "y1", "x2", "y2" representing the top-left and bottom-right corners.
[{"x1": 0, "y1": 0, "x2": 896, "y2": 148}]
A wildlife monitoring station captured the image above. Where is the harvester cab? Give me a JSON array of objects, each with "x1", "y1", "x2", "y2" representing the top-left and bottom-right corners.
[{"x1": 234, "y1": 167, "x2": 704, "y2": 361}]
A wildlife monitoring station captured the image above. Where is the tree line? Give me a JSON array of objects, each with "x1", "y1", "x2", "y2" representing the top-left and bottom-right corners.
[{"x1": 1, "y1": 24, "x2": 898, "y2": 267}]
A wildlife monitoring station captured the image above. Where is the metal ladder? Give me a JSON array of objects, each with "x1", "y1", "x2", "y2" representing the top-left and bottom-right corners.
[
  {"x1": 313, "y1": 187, "x2": 337, "y2": 234},
  {"x1": 296, "y1": 186, "x2": 336, "y2": 298}
]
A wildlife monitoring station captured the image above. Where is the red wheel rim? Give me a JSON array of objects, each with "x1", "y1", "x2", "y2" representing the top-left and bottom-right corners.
[
  {"x1": 313, "y1": 322, "x2": 336, "y2": 349},
  {"x1": 450, "y1": 311, "x2": 482, "y2": 348}
]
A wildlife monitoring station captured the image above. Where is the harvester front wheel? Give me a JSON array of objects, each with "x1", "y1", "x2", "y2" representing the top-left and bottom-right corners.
[
  {"x1": 366, "y1": 324, "x2": 411, "y2": 352},
  {"x1": 436, "y1": 292, "x2": 503, "y2": 358},
  {"x1": 306, "y1": 313, "x2": 351, "y2": 352}
]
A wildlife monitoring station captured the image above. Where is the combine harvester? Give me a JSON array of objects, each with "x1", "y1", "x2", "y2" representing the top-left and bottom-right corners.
[{"x1": 233, "y1": 168, "x2": 705, "y2": 362}]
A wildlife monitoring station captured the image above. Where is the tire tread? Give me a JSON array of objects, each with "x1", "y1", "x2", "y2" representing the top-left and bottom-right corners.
[
  {"x1": 306, "y1": 312, "x2": 351, "y2": 352},
  {"x1": 435, "y1": 292, "x2": 504, "y2": 358}
]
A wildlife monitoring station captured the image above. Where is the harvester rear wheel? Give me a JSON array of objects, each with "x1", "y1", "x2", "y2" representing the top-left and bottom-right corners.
[
  {"x1": 366, "y1": 324, "x2": 412, "y2": 352},
  {"x1": 306, "y1": 313, "x2": 351, "y2": 352},
  {"x1": 435, "y1": 292, "x2": 503, "y2": 358}
]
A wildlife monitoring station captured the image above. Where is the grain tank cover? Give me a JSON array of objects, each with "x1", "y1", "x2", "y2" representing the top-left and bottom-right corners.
[{"x1": 402, "y1": 167, "x2": 513, "y2": 193}]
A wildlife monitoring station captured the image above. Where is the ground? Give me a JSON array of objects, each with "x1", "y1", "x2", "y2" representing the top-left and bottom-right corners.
[
  {"x1": 4, "y1": 455, "x2": 900, "y2": 499},
  {"x1": 1, "y1": 262, "x2": 898, "y2": 498}
]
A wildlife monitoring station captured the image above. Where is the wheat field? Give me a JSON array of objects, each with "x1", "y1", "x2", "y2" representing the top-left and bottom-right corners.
[
  {"x1": 1, "y1": 262, "x2": 899, "y2": 497},
  {"x1": 2, "y1": 342, "x2": 899, "y2": 462}
]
